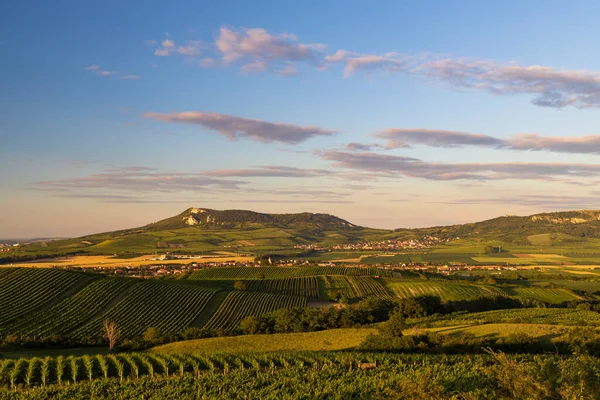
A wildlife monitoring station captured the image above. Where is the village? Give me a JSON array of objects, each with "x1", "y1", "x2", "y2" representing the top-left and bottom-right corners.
[
  {"x1": 294, "y1": 235, "x2": 455, "y2": 252},
  {"x1": 45, "y1": 256, "x2": 523, "y2": 279}
]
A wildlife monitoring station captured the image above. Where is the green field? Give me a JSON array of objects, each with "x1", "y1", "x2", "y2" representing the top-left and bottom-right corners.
[
  {"x1": 412, "y1": 307, "x2": 600, "y2": 327},
  {"x1": 0, "y1": 267, "x2": 591, "y2": 350},
  {"x1": 152, "y1": 328, "x2": 375, "y2": 354},
  {"x1": 406, "y1": 322, "x2": 576, "y2": 341}
]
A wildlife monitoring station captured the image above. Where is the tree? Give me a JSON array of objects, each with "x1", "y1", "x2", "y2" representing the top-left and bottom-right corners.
[
  {"x1": 103, "y1": 320, "x2": 121, "y2": 353},
  {"x1": 483, "y1": 275, "x2": 497, "y2": 285},
  {"x1": 234, "y1": 281, "x2": 247, "y2": 291},
  {"x1": 239, "y1": 316, "x2": 261, "y2": 334},
  {"x1": 143, "y1": 327, "x2": 162, "y2": 343},
  {"x1": 378, "y1": 310, "x2": 407, "y2": 338}
]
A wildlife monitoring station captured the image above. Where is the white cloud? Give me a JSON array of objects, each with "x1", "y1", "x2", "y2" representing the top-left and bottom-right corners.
[
  {"x1": 212, "y1": 27, "x2": 326, "y2": 75},
  {"x1": 151, "y1": 36, "x2": 203, "y2": 57}
]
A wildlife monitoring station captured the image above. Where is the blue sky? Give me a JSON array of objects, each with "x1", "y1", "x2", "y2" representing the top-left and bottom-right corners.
[{"x1": 2, "y1": 1, "x2": 600, "y2": 237}]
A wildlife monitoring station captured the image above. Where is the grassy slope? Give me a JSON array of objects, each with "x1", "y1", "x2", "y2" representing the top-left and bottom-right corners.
[
  {"x1": 406, "y1": 323, "x2": 577, "y2": 342},
  {"x1": 150, "y1": 328, "x2": 376, "y2": 354}
]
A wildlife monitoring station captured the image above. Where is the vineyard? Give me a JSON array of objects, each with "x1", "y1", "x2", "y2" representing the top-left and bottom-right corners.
[
  {"x1": 245, "y1": 277, "x2": 320, "y2": 298},
  {"x1": 345, "y1": 276, "x2": 391, "y2": 299},
  {"x1": 0, "y1": 351, "x2": 599, "y2": 399},
  {"x1": 72, "y1": 281, "x2": 218, "y2": 340},
  {"x1": 381, "y1": 280, "x2": 504, "y2": 301},
  {"x1": 0, "y1": 267, "x2": 593, "y2": 344},
  {"x1": 320, "y1": 276, "x2": 357, "y2": 300},
  {"x1": 203, "y1": 291, "x2": 306, "y2": 331},
  {"x1": 2, "y1": 277, "x2": 137, "y2": 337},
  {"x1": 188, "y1": 267, "x2": 297, "y2": 280},
  {"x1": 0, "y1": 268, "x2": 90, "y2": 328}
]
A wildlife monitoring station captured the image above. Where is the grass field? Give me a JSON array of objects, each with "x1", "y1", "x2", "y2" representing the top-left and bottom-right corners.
[
  {"x1": 406, "y1": 323, "x2": 577, "y2": 342},
  {"x1": 151, "y1": 328, "x2": 376, "y2": 354},
  {"x1": 412, "y1": 307, "x2": 600, "y2": 327}
]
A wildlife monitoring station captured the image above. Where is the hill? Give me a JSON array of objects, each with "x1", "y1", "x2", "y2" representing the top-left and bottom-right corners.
[
  {"x1": 404, "y1": 210, "x2": 600, "y2": 244},
  {"x1": 150, "y1": 328, "x2": 374, "y2": 354},
  {"x1": 142, "y1": 207, "x2": 358, "y2": 231},
  {"x1": 4, "y1": 207, "x2": 379, "y2": 260},
  {"x1": 8, "y1": 208, "x2": 600, "y2": 264}
]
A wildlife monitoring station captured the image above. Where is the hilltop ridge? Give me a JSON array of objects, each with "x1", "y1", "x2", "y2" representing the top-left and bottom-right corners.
[{"x1": 141, "y1": 207, "x2": 359, "y2": 231}]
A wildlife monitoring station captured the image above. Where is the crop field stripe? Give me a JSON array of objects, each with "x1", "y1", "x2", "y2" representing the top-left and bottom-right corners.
[
  {"x1": 3, "y1": 277, "x2": 138, "y2": 337},
  {"x1": 346, "y1": 276, "x2": 392, "y2": 299},
  {"x1": 0, "y1": 268, "x2": 17, "y2": 281},
  {"x1": 0, "y1": 268, "x2": 89, "y2": 327},
  {"x1": 73, "y1": 281, "x2": 218, "y2": 339},
  {"x1": 203, "y1": 291, "x2": 306, "y2": 331},
  {"x1": 245, "y1": 277, "x2": 320, "y2": 298},
  {"x1": 188, "y1": 267, "x2": 299, "y2": 280}
]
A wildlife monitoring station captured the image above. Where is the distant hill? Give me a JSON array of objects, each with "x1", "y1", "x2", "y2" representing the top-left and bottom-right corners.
[
  {"x1": 403, "y1": 210, "x2": 600, "y2": 245},
  {"x1": 4, "y1": 207, "x2": 376, "y2": 260},
  {"x1": 141, "y1": 207, "x2": 359, "y2": 231},
  {"x1": 7, "y1": 208, "x2": 600, "y2": 262}
]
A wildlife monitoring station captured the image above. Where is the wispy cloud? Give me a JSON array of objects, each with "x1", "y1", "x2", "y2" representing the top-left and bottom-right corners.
[
  {"x1": 143, "y1": 111, "x2": 338, "y2": 144},
  {"x1": 329, "y1": 52, "x2": 600, "y2": 109},
  {"x1": 84, "y1": 65, "x2": 117, "y2": 76},
  {"x1": 427, "y1": 194, "x2": 600, "y2": 210},
  {"x1": 206, "y1": 166, "x2": 336, "y2": 178},
  {"x1": 374, "y1": 128, "x2": 600, "y2": 154},
  {"x1": 84, "y1": 65, "x2": 139, "y2": 80},
  {"x1": 119, "y1": 75, "x2": 141, "y2": 80},
  {"x1": 32, "y1": 167, "x2": 243, "y2": 193},
  {"x1": 319, "y1": 150, "x2": 600, "y2": 181},
  {"x1": 212, "y1": 27, "x2": 326, "y2": 75},
  {"x1": 345, "y1": 142, "x2": 387, "y2": 152},
  {"x1": 141, "y1": 26, "x2": 600, "y2": 108},
  {"x1": 30, "y1": 166, "x2": 352, "y2": 204},
  {"x1": 151, "y1": 37, "x2": 203, "y2": 57}
]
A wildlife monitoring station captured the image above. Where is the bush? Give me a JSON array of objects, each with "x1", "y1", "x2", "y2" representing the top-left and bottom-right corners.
[
  {"x1": 143, "y1": 327, "x2": 163, "y2": 344},
  {"x1": 378, "y1": 311, "x2": 407, "y2": 338}
]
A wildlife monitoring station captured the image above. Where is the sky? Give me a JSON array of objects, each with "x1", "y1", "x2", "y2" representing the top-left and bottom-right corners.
[{"x1": 2, "y1": 0, "x2": 600, "y2": 237}]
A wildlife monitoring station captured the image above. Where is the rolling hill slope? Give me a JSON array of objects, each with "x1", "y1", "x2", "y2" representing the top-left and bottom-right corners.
[{"x1": 7, "y1": 208, "x2": 600, "y2": 262}]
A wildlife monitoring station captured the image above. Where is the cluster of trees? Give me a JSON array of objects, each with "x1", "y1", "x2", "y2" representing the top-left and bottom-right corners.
[
  {"x1": 0, "y1": 251, "x2": 87, "y2": 264},
  {"x1": 236, "y1": 295, "x2": 523, "y2": 336},
  {"x1": 361, "y1": 323, "x2": 600, "y2": 355}
]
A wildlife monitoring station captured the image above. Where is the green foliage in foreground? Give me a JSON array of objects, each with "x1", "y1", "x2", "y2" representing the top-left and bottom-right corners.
[{"x1": 1, "y1": 352, "x2": 600, "y2": 399}]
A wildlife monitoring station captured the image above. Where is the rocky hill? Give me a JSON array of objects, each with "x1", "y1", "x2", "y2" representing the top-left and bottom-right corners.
[{"x1": 140, "y1": 207, "x2": 359, "y2": 231}]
